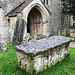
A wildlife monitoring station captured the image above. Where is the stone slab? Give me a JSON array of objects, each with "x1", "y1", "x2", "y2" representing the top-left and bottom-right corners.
[{"x1": 16, "y1": 36, "x2": 73, "y2": 57}]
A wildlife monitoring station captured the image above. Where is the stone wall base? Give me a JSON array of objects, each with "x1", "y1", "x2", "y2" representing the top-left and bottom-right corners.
[{"x1": 16, "y1": 43, "x2": 69, "y2": 74}]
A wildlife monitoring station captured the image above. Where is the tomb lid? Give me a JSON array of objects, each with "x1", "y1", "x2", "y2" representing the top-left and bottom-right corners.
[{"x1": 16, "y1": 36, "x2": 73, "y2": 57}]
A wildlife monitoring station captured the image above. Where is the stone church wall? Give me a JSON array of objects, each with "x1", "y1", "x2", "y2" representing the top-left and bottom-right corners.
[
  {"x1": 0, "y1": 0, "x2": 71, "y2": 42},
  {"x1": 0, "y1": 0, "x2": 26, "y2": 42},
  {"x1": 2, "y1": 0, "x2": 25, "y2": 14},
  {"x1": 0, "y1": 8, "x2": 8, "y2": 42},
  {"x1": 41, "y1": 0, "x2": 70, "y2": 35},
  {"x1": 9, "y1": 17, "x2": 17, "y2": 42},
  {"x1": 22, "y1": 0, "x2": 50, "y2": 37},
  {"x1": 41, "y1": 0, "x2": 62, "y2": 35}
]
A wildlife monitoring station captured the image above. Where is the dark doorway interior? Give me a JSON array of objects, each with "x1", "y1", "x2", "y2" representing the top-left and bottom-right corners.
[{"x1": 27, "y1": 17, "x2": 30, "y2": 33}]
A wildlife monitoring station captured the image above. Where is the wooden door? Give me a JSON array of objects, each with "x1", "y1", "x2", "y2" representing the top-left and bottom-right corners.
[{"x1": 27, "y1": 8, "x2": 43, "y2": 38}]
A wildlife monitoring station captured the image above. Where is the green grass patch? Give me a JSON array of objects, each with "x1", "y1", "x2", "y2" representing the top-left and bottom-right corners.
[
  {"x1": 66, "y1": 34, "x2": 70, "y2": 37},
  {"x1": 0, "y1": 43, "x2": 75, "y2": 75},
  {"x1": 0, "y1": 43, "x2": 29, "y2": 75}
]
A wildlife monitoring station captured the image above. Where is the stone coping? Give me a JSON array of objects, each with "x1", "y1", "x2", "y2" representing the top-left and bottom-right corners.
[{"x1": 16, "y1": 36, "x2": 73, "y2": 57}]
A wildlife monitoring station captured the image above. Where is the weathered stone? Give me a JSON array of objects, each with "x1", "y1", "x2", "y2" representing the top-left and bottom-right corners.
[
  {"x1": 12, "y1": 18, "x2": 25, "y2": 45},
  {"x1": 36, "y1": 34, "x2": 47, "y2": 40},
  {"x1": 16, "y1": 36, "x2": 73, "y2": 74},
  {"x1": 23, "y1": 33, "x2": 32, "y2": 43},
  {"x1": 58, "y1": 25, "x2": 66, "y2": 36},
  {"x1": 0, "y1": 8, "x2": 8, "y2": 42},
  {"x1": 0, "y1": 41, "x2": 7, "y2": 52},
  {"x1": 0, "y1": 0, "x2": 72, "y2": 43},
  {"x1": 70, "y1": 26, "x2": 75, "y2": 37}
]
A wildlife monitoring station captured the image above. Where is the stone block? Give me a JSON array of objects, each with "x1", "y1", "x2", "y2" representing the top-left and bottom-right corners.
[
  {"x1": 0, "y1": 41, "x2": 7, "y2": 52},
  {"x1": 16, "y1": 36, "x2": 73, "y2": 74},
  {"x1": 70, "y1": 27, "x2": 75, "y2": 37},
  {"x1": 58, "y1": 26, "x2": 66, "y2": 36}
]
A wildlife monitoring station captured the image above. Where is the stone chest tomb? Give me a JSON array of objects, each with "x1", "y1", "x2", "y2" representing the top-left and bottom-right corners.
[{"x1": 16, "y1": 36, "x2": 73, "y2": 74}]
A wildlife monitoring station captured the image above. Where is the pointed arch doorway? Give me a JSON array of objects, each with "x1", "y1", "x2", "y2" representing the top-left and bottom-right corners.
[{"x1": 27, "y1": 7, "x2": 43, "y2": 39}]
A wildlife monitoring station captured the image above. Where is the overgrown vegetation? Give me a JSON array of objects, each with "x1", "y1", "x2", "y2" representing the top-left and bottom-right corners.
[
  {"x1": 61, "y1": 0, "x2": 75, "y2": 16},
  {"x1": 0, "y1": 43, "x2": 75, "y2": 75}
]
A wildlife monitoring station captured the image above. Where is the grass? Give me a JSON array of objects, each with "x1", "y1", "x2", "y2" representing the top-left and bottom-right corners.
[{"x1": 0, "y1": 43, "x2": 75, "y2": 75}]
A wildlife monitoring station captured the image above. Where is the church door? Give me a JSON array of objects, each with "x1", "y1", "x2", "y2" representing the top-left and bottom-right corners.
[{"x1": 27, "y1": 7, "x2": 43, "y2": 38}]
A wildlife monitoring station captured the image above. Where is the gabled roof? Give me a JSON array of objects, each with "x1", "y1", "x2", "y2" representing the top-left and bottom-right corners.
[
  {"x1": 6, "y1": 0, "x2": 33, "y2": 16},
  {"x1": 6, "y1": 0, "x2": 51, "y2": 17}
]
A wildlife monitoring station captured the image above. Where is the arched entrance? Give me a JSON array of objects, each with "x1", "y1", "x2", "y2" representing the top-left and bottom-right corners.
[{"x1": 27, "y1": 7, "x2": 43, "y2": 38}]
